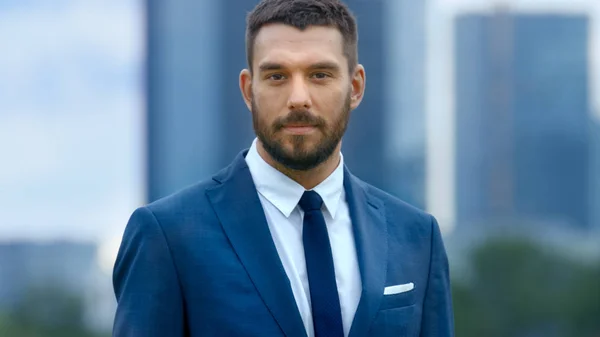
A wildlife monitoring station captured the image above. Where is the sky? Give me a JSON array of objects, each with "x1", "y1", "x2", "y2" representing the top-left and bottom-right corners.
[
  {"x1": 0, "y1": 0, "x2": 599, "y2": 246},
  {"x1": 0, "y1": 0, "x2": 144, "y2": 244}
]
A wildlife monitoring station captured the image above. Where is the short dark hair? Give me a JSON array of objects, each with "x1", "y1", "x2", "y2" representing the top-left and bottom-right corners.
[{"x1": 246, "y1": 0, "x2": 358, "y2": 73}]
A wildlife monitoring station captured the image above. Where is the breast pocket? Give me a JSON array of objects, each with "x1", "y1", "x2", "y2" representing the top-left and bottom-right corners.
[
  {"x1": 369, "y1": 305, "x2": 420, "y2": 337},
  {"x1": 379, "y1": 287, "x2": 416, "y2": 310}
]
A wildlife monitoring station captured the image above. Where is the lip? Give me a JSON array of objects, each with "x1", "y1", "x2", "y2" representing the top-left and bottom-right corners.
[{"x1": 282, "y1": 125, "x2": 317, "y2": 135}]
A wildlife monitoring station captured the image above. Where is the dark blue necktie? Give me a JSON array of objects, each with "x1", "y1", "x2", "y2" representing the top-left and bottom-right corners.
[{"x1": 299, "y1": 190, "x2": 344, "y2": 337}]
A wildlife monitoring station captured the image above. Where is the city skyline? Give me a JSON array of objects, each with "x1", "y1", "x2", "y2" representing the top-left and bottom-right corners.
[
  {"x1": 2, "y1": 0, "x2": 600, "y2": 245},
  {"x1": 426, "y1": 0, "x2": 600, "y2": 231}
]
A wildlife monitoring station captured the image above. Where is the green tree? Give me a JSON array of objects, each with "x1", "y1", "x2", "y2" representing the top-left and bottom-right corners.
[
  {"x1": 0, "y1": 286, "x2": 109, "y2": 337},
  {"x1": 453, "y1": 237, "x2": 600, "y2": 337}
]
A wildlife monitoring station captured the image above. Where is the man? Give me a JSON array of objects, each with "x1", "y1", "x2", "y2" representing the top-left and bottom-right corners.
[{"x1": 112, "y1": 0, "x2": 454, "y2": 336}]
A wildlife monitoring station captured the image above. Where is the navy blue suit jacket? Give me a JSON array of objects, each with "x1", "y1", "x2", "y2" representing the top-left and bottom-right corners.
[{"x1": 113, "y1": 151, "x2": 454, "y2": 336}]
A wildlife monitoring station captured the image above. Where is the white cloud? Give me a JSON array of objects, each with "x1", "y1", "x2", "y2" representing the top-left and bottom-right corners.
[
  {"x1": 0, "y1": 0, "x2": 143, "y2": 108},
  {"x1": 0, "y1": 115, "x2": 63, "y2": 182},
  {"x1": 0, "y1": 0, "x2": 142, "y2": 71},
  {"x1": 0, "y1": 0, "x2": 144, "y2": 241},
  {"x1": 0, "y1": 94, "x2": 145, "y2": 241},
  {"x1": 0, "y1": 185, "x2": 140, "y2": 241}
]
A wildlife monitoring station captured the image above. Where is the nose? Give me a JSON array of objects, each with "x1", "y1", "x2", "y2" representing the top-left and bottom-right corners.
[{"x1": 287, "y1": 76, "x2": 312, "y2": 110}]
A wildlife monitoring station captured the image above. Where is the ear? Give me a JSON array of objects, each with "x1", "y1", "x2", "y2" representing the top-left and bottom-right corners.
[
  {"x1": 350, "y1": 64, "x2": 366, "y2": 110},
  {"x1": 239, "y1": 68, "x2": 253, "y2": 111}
]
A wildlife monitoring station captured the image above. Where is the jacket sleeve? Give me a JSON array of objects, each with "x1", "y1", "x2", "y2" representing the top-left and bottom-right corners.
[
  {"x1": 112, "y1": 206, "x2": 185, "y2": 336},
  {"x1": 420, "y1": 215, "x2": 455, "y2": 337}
]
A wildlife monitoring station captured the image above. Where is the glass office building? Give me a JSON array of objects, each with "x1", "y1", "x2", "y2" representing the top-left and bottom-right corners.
[
  {"x1": 455, "y1": 12, "x2": 592, "y2": 229},
  {"x1": 146, "y1": 0, "x2": 428, "y2": 210}
]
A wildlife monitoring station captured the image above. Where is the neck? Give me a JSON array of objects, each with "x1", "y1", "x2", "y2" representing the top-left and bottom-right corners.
[{"x1": 256, "y1": 141, "x2": 341, "y2": 190}]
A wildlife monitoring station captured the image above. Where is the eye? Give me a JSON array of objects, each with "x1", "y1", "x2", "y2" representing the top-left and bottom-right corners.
[
  {"x1": 312, "y1": 72, "x2": 330, "y2": 80},
  {"x1": 268, "y1": 73, "x2": 285, "y2": 81}
]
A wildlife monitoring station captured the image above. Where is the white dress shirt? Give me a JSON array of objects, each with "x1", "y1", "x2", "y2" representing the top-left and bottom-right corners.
[{"x1": 245, "y1": 138, "x2": 362, "y2": 337}]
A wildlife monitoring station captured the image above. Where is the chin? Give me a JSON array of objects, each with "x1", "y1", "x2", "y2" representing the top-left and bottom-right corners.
[{"x1": 285, "y1": 136, "x2": 320, "y2": 151}]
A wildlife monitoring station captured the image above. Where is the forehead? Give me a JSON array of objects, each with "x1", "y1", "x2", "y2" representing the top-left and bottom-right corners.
[{"x1": 253, "y1": 23, "x2": 346, "y2": 69}]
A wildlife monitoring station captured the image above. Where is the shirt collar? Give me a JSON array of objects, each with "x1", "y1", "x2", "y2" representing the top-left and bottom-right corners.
[{"x1": 245, "y1": 138, "x2": 345, "y2": 219}]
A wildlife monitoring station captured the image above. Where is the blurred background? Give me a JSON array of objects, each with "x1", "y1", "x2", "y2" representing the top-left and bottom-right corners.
[{"x1": 0, "y1": 0, "x2": 599, "y2": 336}]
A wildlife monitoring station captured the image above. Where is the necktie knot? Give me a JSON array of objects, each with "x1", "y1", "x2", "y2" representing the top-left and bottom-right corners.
[{"x1": 298, "y1": 190, "x2": 323, "y2": 212}]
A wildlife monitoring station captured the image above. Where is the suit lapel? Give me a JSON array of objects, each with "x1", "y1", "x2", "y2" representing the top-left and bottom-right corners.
[
  {"x1": 344, "y1": 169, "x2": 388, "y2": 337},
  {"x1": 206, "y1": 151, "x2": 307, "y2": 337}
]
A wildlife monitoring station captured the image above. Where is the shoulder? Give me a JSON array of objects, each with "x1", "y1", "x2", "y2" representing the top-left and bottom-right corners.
[
  {"x1": 146, "y1": 179, "x2": 218, "y2": 214},
  {"x1": 128, "y1": 152, "x2": 250, "y2": 236},
  {"x1": 143, "y1": 177, "x2": 220, "y2": 221},
  {"x1": 356, "y1": 178, "x2": 438, "y2": 235},
  {"x1": 357, "y1": 178, "x2": 432, "y2": 221}
]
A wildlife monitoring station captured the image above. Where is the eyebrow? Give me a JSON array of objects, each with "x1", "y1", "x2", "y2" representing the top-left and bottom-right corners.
[
  {"x1": 258, "y1": 61, "x2": 341, "y2": 73},
  {"x1": 309, "y1": 62, "x2": 341, "y2": 72},
  {"x1": 258, "y1": 62, "x2": 284, "y2": 72}
]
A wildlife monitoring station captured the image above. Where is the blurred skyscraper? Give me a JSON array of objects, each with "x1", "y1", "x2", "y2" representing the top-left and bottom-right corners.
[
  {"x1": 592, "y1": 118, "x2": 600, "y2": 231},
  {"x1": 146, "y1": 0, "x2": 225, "y2": 202},
  {"x1": 454, "y1": 11, "x2": 592, "y2": 229},
  {"x1": 383, "y1": 0, "x2": 427, "y2": 209},
  {"x1": 0, "y1": 242, "x2": 96, "y2": 307},
  {"x1": 146, "y1": 0, "x2": 428, "y2": 209}
]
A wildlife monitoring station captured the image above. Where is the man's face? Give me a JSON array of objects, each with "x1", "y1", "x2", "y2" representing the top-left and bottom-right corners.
[{"x1": 240, "y1": 24, "x2": 365, "y2": 171}]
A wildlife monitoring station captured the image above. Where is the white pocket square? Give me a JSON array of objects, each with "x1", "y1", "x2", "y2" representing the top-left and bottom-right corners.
[{"x1": 384, "y1": 282, "x2": 415, "y2": 295}]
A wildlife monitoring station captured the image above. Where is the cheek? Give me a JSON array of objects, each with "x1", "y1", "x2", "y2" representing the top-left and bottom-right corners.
[
  {"x1": 313, "y1": 89, "x2": 346, "y2": 116},
  {"x1": 254, "y1": 88, "x2": 287, "y2": 115}
]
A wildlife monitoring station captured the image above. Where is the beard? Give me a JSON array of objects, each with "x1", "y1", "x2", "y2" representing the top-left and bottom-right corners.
[{"x1": 252, "y1": 91, "x2": 352, "y2": 171}]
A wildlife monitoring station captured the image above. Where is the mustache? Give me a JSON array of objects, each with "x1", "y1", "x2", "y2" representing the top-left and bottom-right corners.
[{"x1": 273, "y1": 110, "x2": 326, "y2": 130}]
